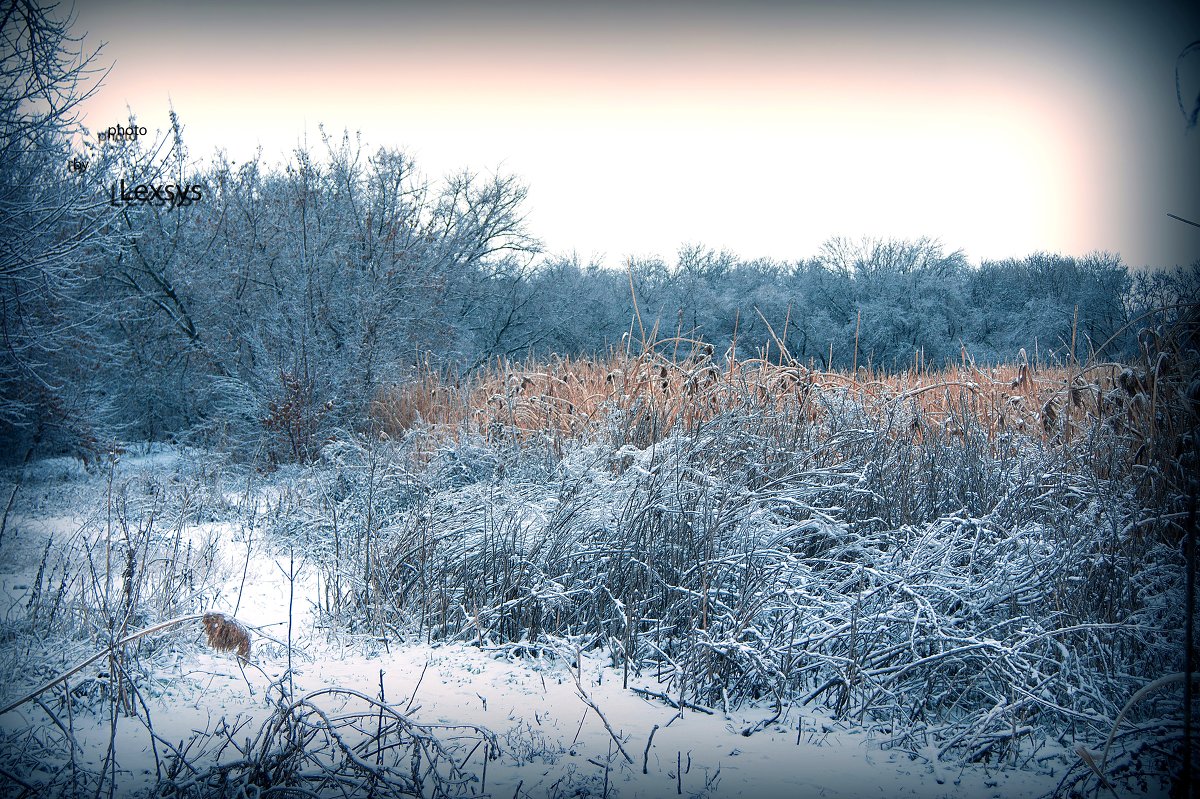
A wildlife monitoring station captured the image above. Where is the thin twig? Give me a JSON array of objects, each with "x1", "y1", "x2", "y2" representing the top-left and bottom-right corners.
[
  {"x1": 572, "y1": 672, "x2": 634, "y2": 764},
  {"x1": 0, "y1": 613, "x2": 213, "y2": 716}
]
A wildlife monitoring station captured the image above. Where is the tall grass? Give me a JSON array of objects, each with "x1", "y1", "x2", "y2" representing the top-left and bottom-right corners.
[
  {"x1": 370, "y1": 342, "x2": 1176, "y2": 487},
  {"x1": 293, "y1": 319, "x2": 1196, "y2": 792}
]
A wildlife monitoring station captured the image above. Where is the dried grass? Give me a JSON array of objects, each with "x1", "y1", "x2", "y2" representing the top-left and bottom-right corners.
[
  {"x1": 368, "y1": 346, "x2": 1155, "y2": 461},
  {"x1": 202, "y1": 611, "x2": 251, "y2": 660}
]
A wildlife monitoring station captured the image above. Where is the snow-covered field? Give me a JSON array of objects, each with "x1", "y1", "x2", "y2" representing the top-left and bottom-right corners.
[{"x1": 0, "y1": 439, "x2": 1180, "y2": 798}]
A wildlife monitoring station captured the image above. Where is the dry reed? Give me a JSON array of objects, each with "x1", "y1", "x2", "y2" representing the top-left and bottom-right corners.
[
  {"x1": 369, "y1": 346, "x2": 1155, "y2": 466},
  {"x1": 202, "y1": 611, "x2": 252, "y2": 660}
]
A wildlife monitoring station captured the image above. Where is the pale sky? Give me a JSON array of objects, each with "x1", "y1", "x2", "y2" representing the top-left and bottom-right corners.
[{"x1": 71, "y1": 0, "x2": 1200, "y2": 269}]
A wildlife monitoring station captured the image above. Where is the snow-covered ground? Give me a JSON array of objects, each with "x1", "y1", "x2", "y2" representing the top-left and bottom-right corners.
[{"x1": 0, "y1": 447, "x2": 1115, "y2": 797}]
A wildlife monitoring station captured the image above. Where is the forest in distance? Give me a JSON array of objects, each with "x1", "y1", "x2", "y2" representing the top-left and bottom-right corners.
[
  {"x1": 1, "y1": 2, "x2": 1197, "y2": 466},
  {"x1": 3, "y1": 110, "x2": 1198, "y2": 463}
]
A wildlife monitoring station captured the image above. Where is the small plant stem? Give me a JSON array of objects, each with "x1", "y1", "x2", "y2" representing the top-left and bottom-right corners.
[
  {"x1": 0, "y1": 613, "x2": 213, "y2": 716},
  {"x1": 643, "y1": 724, "x2": 659, "y2": 774}
]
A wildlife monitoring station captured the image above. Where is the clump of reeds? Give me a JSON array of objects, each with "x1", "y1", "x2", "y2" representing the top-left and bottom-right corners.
[{"x1": 369, "y1": 342, "x2": 1086, "y2": 460}]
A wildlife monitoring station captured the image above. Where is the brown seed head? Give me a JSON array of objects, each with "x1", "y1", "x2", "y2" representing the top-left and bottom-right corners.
[{"x1": 202, "y1": 612, "x2": 251, "y2": 660}]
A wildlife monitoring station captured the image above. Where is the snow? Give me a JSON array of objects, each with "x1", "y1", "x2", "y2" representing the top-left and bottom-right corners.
[{"x1": 0, "y1": 446, "x2": 1123, "y2": 797}]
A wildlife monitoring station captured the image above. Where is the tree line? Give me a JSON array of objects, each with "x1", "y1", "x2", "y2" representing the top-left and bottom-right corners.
[{"x1": 2, "y1": 3, "x2": 1196, "y2": 463}]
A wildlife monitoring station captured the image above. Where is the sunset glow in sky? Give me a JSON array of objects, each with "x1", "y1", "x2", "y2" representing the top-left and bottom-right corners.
[{"x1": 72, "y1": 0, "x2": 1199, "y2": 268}]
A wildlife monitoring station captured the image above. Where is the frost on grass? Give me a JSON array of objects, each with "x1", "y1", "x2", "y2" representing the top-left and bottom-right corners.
[
  {"x1": 295, "y1": 378, "x2": 1187, "y2": 794},
  {"x1": 0, "y1": 357, "x2": 1191, "y2": 797}
]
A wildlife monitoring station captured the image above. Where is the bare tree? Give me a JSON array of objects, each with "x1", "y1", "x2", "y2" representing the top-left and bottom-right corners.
[{"x1": 0, "y1": 0, "x2": 115, "y2": 459}]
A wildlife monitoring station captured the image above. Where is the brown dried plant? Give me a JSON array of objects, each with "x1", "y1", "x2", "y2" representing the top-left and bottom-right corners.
[
  {"x1": 366, "y1": 332, "x2": 1179, "y2": 475},
  {"x1": 203, "y1": 611, "x2": 252, "y2": 660}
]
